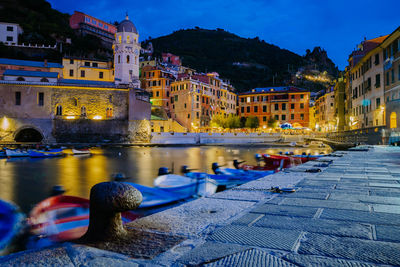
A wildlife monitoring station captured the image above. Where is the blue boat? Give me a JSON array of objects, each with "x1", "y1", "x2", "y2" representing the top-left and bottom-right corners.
[
  {"x1": 211, "y1": 163, "x2": 275, "y2": 178},
  {"x1": 28, "y1": 148, "x2": 63, "y2": 158},
  {"x1": 123, "y1": 182, "x2": 191, "y2": 209},
  {"x1": 154, "y1": 167, "x2": 218, "y2": 197},
  {"x1": 0, "y1": 199, "x2": 25, "y2": 255}
]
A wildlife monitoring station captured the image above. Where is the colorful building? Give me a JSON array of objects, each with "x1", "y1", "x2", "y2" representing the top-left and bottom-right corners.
[
  {"x1": 0, "y1": 58, "x2": 63, "y2": 79},
  {"x1": 62, "y1": 57, "x2": 114, "y2": 82},
  {"x1": 69, "y1": 11, "x2": 117, "y2": 47},
  {"x1": 238, "y1": 86, "x2": 310, "y2": 128},
  {"x1": 381, "y1": 27, "x2": 400, "y2": 133},
  {"x1": 347, "y1": 35, "x2": 387, "y2": 130},
  {"x1": 314, "y1": 88, "x2": 335, "y2": 132}
]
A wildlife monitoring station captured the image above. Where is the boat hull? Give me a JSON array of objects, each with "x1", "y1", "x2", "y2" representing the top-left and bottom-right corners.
[
  {"x1": 28, "y1": 149, "x2": 63, "y2": 158},
  {"x1": 5, "y1": 149, "x2": 29, "y2": 157},
  {"x1": 0, "y1": 199, "x2": 25, "y2": 256}
]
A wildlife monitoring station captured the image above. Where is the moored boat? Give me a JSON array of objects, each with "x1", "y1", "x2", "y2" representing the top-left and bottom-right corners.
[
  {"x1": 72, "y1": 148, "x2": 91, "y2": 155},
  {"x1": 154, "y1": 168, "x2": 217, "y2": 197},
  {"x1": 5, "y1": 148, "x2": 29, "y2": 157},
  {"x1": 28, "y1": 149, "x2": 63, "y2": 158},
  {"x1": 28, "y1": 195, "x2": 139, "y2": 249},
  {"x1": 0, "y1": 199, "x2": 25, "y2": 255}
]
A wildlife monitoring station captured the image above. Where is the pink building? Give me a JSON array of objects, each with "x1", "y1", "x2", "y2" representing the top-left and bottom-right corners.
[
  {"x1": 162, "y1": 53, "x2": 182, "y2": 66},
  {"x1": 69, "y1": 11, "x2": 117, "y2": 47}
]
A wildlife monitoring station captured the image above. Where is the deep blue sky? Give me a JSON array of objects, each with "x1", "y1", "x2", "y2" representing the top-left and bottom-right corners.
[{"x1": 48, "y1": 0, "x2": 400, "y2": 70}]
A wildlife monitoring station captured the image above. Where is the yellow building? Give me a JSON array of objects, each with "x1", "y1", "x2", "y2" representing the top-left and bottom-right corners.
[{"x1": 62, "y1": 57, "x2": 114, "y2": 82}]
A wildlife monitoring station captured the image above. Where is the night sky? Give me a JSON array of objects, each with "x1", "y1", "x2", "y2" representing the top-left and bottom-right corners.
[{"x1": 48, "y1": 0, "x2": 400, "y2": 70}]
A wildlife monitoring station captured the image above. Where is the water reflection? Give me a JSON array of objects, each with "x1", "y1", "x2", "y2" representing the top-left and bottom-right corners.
[{"x1": 0, "y1": 145, "x2": 331, "y2": 213}]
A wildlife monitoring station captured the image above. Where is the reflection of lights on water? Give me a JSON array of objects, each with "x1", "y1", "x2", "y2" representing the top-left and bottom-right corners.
[{"x1": 1, "y1": 116, "x2": 10, "y2": 130}]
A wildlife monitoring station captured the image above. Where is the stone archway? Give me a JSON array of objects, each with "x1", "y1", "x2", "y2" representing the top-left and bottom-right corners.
[{"x1": 14, "y1": 127, "x2": 44, "y2": 142}]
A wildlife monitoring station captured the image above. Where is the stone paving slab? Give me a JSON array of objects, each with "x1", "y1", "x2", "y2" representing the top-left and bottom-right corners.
[
  {"x1": 248, "y1": 214, "x2": 372, "y2": 239},
  {"x1": 369, "y1": 182, "x2": 400, "y2": 188},
  {"x1": 279, "y1": 192, "x2": 329, "y2": 200},
  {"x1": 250, "y1": 203, "x2": 319, "y2": 218},
  {"x1": 283, "y1": 253, "x2": 378, "y2": 267},
  {"x1": 204, "y1": 249, "x2": 296, "y2": 267},
  {"x1": 176, "y1": 241, "x2": 250, "y2": 266},
  {"x1": 280, "y1": 198, "x2": 370, "y2": 211},
  {"x1": 207, "y1": 225, "x2": 302, "y2": 251},
  {"x1": 320, "y1": 208, "x2": 400, "y2": 226},
  {"x1": 370, "y1": 190, "x2": 400, "y2": 197},
  {"x1": 375, "y1": 225, "x2": 400, "y2": 243},
  {"x1": 329, "y1": 193, "x2": 400, "y2": 205},
  {"x1": 207, "y1": 188, "x2": 274, "y2": 202},
  {"x1": 371, "y1": 203, "x2": 400, "y2": 214},
  {"x1": 298, "y1": 233, "x2": 400, "y2": 265},
  {"x1": 127, "y1": 197, "x2": 255, "y2": 237}
]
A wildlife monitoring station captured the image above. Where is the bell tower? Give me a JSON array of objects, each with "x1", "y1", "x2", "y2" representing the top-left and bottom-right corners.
[{"x1": 114, "y1": 14, "x2": 140, "y2": 87}]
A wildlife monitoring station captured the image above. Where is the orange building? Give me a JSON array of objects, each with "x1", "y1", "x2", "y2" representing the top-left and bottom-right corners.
[
  {"x1": 140, "y1": 65, "x2": 175, "y2": 114},
  {"x1": 238, "y1": 86, "x2": 310, "y2": 128}
]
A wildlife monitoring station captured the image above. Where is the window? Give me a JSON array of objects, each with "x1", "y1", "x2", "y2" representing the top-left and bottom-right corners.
[
  {"x1": 246, "y1": 106, "x2": 250, "y2": 113},
  {"x1": 241, "y1": 107, "x2": 244, "y2": 113},
  {"x1": 84, "y1": 62, "x2": 90, "y2": 67},
  {"x1": 386, "y1": 72, "x2": 390, "y2": 86},
  {"x1": 81, "y1": 106, "x2": 86, "y2": 117},
  {"x1": 81, "y1": 70, "x2": 85, "y2": 77},
  {"x1": 399, "y1": 65, "x2": 400, "y2": 81},
  {"x1": 390, "y1": 112, "x2": 397, "y2": 129},
  {"x1": 376, "y1": 97, "x2": 381, "y2": 108},
  {"x1": 300, "y1": 103, "x2": 304, "y2": 109},
  {"x1": 40, "y1": 78, "x2": 49, "y2": 82},
  {"x1": 118, "y1": 55, "x2": 121, "y2": 64},
  {"x1": 375, "y1": 74, "x2": 380, "y2": 88},
  {"x1": 69, "y1": 69, "x2": 74, "y2": 77},
  {"x1": 106, "y1": 108, "x2": 113, "y2": 118},
  {"x1": 392, "y1": 69, "x2": 395, "y2": 83},
  {"x1": 263, "y1": 116, "x2": 266, "y2": 122},
  {"x1": 127, "y1": 55, "x2": 130, "y2": 64},
  {"x1": 15, "y1": 92, "x2": 21, "y2": 105},
  {"x1": 291, "y1": 114, "x2": 294, "y2": 120},
  {"x1": 156, "y1": 91, "x2": 160, "y2": 97},
  {"x1": 275, "y1": 115, "x2": 279, "y2": 120},
  {"x1": 187, "y1": 114, "x2": 190, "y2": 118},
  {"x1": 184, "y1": 103, "x2": 186, "y2": 108},
  {"x1": 6, "y1": 36, "x2": 12, "y2": 42},
  {"x1": 127, "y1": 35, "x2": 130, "y2": 43},
  {"x1": 263, "y1": 105, "x2": 267, "y2": 112},
  {"x1": 70, "y1": 59, "x2": 74, "y2": 64},
  {"x1": 282, "y1": 114, "x2": 286, "y2": 120},
  {"x1": 99, "y1": 72, "x2": 103, "y2": 79},
  {"x1": 174, "y1": 95, "x2": 178, "y2": 101},
  {"x1": 300, "y1": 113, "x2": 304, "y2": 120},
  {"x1": 291, "y1": 95, "x2": 295, "y2": 99},
  {"x1": 56, "y1": 105, "x2": 62, "y2": 115},
  {"x1": 93, "y1": 63, "x2": 98, "y2": 67},
  {"x1": 254, "y1": 106, "x2": 258, "y2": 112},
  {"x1": 291, "y1": 103, "x2": 295, "y2": 109},
  {"x1": 73, "y1": 98, "x2": 78, "y2": 106},
  {"x1": 300, "y1": 94, "x2": 304, "y2": 99},
  {"x1": 118, "y1": 36, "x2": 121, "y2": 43},
  {"x1": 282, "y1": 103, "x2": 286, "y2": 110},
  {"x1": 6, "y1": 26, "x2": 13, "y2": 31},
  {"x1": 275, "y1": 103, "x2": 279, "y2": 110},
  {"x1": 374, "y1": 54, "x2": 379, "y2": 65}
]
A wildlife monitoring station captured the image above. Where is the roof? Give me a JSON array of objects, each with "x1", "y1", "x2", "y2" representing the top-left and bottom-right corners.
[
  {"x1": 117, "y1": 15, "x2": 137, "y2": 33},
  {"x1": 240, "y1": 86, "x2": 309, "y2": 95},
  {"x1": 3, "y1": 69, "x2": 59, "y2": 78},
  {"x1": 0, "y1": 58, "x2": 63, "y2": 68},
  {"x1": 59, "y1": 79, "x2": 115, "y2": 86}
]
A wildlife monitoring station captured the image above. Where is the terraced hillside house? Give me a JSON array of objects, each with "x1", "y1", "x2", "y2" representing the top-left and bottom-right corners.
[{"x1": 238, "y1": 87, "x2": 310, "y2": 128}]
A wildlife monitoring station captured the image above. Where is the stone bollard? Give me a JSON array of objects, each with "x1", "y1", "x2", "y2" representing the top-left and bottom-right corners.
[{"x1": 82, "y1": 182, "x2": 142, "y2": 242}]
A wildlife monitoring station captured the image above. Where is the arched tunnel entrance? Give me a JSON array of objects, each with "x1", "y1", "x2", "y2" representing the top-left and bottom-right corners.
[{"x1": 15, "y1": 128, "x2": 43, "y2": 142}]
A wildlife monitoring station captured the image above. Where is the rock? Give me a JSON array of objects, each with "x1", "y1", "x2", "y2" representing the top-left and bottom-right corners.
[{"x1": 83, "y1": 182, "x2": 142, "y2": 242}]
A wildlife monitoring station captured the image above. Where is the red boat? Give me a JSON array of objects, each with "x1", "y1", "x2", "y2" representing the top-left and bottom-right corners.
[
  {"x1": 262, "y1": 154, "x2": 303, "y2": 169},
  {"x1": 28, "y1": 195, "x2": 139, "y2": 245}
]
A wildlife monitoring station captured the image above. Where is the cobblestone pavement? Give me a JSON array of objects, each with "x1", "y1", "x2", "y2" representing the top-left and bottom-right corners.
[{"x1": 2, "y1": 146, "x2": 400, "y2": 266}]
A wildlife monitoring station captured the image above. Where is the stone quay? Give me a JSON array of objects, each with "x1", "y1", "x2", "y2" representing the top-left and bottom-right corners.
[{"x1": 1, "y1": 145, "x2": 400, "y2": 266}]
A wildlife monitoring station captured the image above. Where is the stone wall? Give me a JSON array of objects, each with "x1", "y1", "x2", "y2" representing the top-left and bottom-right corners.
[
  {"x1": 0, "y1": 117, "x2": 54, "y2": 143},
  {"x1": 327, "y1": 126, "x2": 385, "y2": 145}
]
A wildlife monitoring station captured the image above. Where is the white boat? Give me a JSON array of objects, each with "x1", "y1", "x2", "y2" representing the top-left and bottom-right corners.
[
  {"x1": 5, "y1": 149, "x2": 29, "y2": 157},
  {"x1": 72, "y1": 148, "x2": 91, "y2": 155},
  {"x1": 154, "y1": 174, "x2": 217, "y2": 197}
]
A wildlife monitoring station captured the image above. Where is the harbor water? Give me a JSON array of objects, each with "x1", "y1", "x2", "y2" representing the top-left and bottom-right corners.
[{"x1": 0, "y1": 145, "x2": 331, "y2": 213}]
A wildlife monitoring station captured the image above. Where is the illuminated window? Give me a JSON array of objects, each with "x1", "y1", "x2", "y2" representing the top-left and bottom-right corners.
[
  {"x1": 118, "y1": 35, "x2": 121, "y2": 43},
  {"x1": 390, "y1": 112, "x2": 397, "y2": 129},
  {"x1": 106, "y1": 108, "x2": 113, "y2": 118},
  {"x1": 127, "y1": 35, "x2": 130, "y2": 43}
]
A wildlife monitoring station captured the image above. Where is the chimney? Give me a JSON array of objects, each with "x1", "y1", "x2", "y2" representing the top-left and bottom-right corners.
[{"x1": 44, "y1": 59, "x2": 48, "y2": 67}]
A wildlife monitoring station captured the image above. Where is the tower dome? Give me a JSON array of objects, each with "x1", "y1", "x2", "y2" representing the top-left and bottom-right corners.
[{"x1": 117, "y1": 14, "x2": 138, "y2": 33}]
